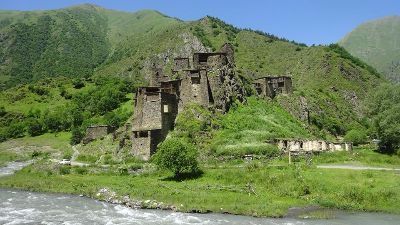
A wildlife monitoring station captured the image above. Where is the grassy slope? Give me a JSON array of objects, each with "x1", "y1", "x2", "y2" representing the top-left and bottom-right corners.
[
  {"x1": 0, "y1": 5, "x2": 386, "y2": 137},
  {"x1": 0, "y1": 4, "x2": 110, "y2": 88},
  {"x1": 193, "y1": 17, "x2": 384, "y2": 134},
  {"x1": 211, "y1": 97, "x2": 311, "y2": 155},
  {"x1": 0, "y1": 132, "x2": 71, "y2": 166},
  {"x1": 339, "y1": 16, "x2": 400, "y2": 83}
]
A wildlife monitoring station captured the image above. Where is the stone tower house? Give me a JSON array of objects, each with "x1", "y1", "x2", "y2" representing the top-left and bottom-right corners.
[{"x1": 132, "y1": 43, "x2": 245, "y2": 160}]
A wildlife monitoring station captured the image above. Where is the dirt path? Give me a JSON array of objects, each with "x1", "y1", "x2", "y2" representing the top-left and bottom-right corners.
[{"x1": 317, "y1": 164, "x2": 400, "y2": 171}]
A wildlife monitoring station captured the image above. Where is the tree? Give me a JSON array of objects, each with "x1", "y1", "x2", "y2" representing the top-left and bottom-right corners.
[
  {"x1": 344, "y1": 129, "x2": 368, "y2": 146},
  {"x1": 70, "y1": 126, "x2": 85, "y2": 145},
  {"x1": 26, "y1": 118, "x2": 45, "y2": 136},
  {"x1": 367, "y1": 84, "x2": 400, "y2": 153},
  {"x1": 152, "y1": 137, "x2": 199, "y2": 177},
  {"x1": 5, "y1": 122, "x2": 25, "y2": 139}
]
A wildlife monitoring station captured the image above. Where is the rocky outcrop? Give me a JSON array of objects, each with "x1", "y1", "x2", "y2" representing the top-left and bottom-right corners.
[{"x1": 96, "y1": 188, "x2": 177, "y2": 210}]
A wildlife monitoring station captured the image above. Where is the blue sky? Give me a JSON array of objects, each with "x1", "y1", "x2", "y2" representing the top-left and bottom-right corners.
[{"x1": 0, "y1": 0, "x2": 399, "y2": 45}]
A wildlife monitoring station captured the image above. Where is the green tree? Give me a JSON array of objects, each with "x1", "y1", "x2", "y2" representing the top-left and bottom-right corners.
[
  {"x1": 5, "y1": 122, "x2": 25, "y2": 139},
  {"x1": 344, "y1": 129, "x2": 368, "y2": 146},
  {"x1": 26, "y1": 118, "x2": 45, "y2": 136},
  {"x1": 367, "y1": 84, "x2": 400, "y2": 153},
  {"x1": 152, "y1": 137, "x2": 199, "y2": 177},
  {"x1": 70, "y1": 126, "x2": 85, "y2": 145}
]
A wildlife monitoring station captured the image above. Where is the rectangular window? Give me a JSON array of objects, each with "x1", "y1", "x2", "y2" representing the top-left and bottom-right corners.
[
  {"x1": 139, "y1": 131, "x2": 148, "y2": 138},
  {"x1": 163, "y1": 104, "x2": 169, "y2": 113}
]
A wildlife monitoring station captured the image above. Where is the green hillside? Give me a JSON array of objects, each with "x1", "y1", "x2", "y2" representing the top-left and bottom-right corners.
[
  {"x1": 0, "y1": 4, "x2": 386, "y2": 148},
  {"x1": 339, "y1": 16, "x2": 400, "y2": 83}
]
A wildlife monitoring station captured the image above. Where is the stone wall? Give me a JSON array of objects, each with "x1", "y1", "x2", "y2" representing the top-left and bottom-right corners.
[
  {"x1": 83, "y1": 125, "x2": 113, "y2": 144},
  {"x1": 254, "y1": 76, "x2": 293, "y2": 99},
  {"x1": 132, "y1": 87, "x2": 163, "y2": 131},
  {"x1": 173, "y1": 58, "x2": 189, "y2": 72},
  {"x1": 179, "y1": 69, "x2": 210, "y2": 111},
  {"x1": 276, "y1": 139, "x2": 352, "y2": 152},
  {"x1": 132, "y1": 87, "x2": 178, "y2": 160}
]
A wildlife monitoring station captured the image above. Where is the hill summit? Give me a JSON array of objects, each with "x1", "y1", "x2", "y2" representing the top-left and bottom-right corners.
[{"x1": 339, "y1": 16, "x2": 400, "y2": 83}]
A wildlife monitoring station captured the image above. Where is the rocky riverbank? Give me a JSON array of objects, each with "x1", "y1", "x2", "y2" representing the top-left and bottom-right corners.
[{"x1": 95, "y1": 188, "x2": 179, "y2": 211}]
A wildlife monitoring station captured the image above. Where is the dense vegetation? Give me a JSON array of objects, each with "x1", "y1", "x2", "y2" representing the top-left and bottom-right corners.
[
  {"x1": 0, "y1": 76, "x2": 137, "y2": 143},
  {"x1": 367, "y1": 84, "x2": 400, "y2": 154},
  {"x1": 0, "y1": 5, "x2": 110, "y2": 88},
  {"x1": 0, "y1": 4, "x2": 387, "y2": 147}
]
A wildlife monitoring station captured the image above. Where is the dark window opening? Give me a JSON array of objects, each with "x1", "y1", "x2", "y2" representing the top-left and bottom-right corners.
[
  {"x1": 199, "y1": 54, "x2": 208, "y2": 64},
  {"x1": 139, "y1": 131, "x2": 149, "y2": 138},
  {"x1": 191, "y1": 77, "x2": 200, "y2": 84}
]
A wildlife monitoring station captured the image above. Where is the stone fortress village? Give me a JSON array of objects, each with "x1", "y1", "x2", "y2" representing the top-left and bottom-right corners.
[{"x1": 85, "y1": 43, "x2": 352, "y2": 160}]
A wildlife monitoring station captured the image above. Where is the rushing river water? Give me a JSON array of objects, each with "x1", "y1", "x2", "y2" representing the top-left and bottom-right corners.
[{"x1": 1, "y1": 189, "x2": 400, "y2": 225}]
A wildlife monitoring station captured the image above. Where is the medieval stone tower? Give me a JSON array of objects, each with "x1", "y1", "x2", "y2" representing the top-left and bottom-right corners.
[{"x1": 131, "y1": 43, "x2": 245, "y2": 160}]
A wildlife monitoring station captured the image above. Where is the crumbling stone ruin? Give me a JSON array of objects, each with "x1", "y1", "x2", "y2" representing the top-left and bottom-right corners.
[
  {"x1": 253, "y1": 76, "x2": 293, "y2": 99},
  {"x1": 132, "y1": 43, "x2": 245, "y2": 160},
  {"x1": 276, "y1": 139, "x2": 352, "y2": 153},
  {"x1": 83, "y1": 125, "x2": 115, "y2": 144}
]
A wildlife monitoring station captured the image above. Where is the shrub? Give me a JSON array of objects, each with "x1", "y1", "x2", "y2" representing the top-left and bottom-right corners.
[
  {"x1": 0, "y1": 106, "x2": 6, "y2": 117},
  {"x1": 5, "y1": 122, "x2": 25, "y2": 139},
  {"x1": 152, "y1": 137, "x2": 199, "y2": 177},
  {"x1": 26, "y1": 118, "x2": 45, "y2": 136},
  {"x1": 59, "y1": 166, "x2": 70, "y2": 175},
  {"x1": 344, "y1": 129, "x2": 368, "y2": 145},
  {"x1": 117, "y1": 166, "x2": 128, "y2": 175},
  {"x1": 31, "y1": 150, "x2": 41, "y2": 158},
  {"x1": 74, "y1": 167, "x2": 88, "y2": 175},
  {"x1": 76, "y1": 154, "x2": 98, "y2": 163},
  {"x1": 73, "y1": 79, "x2": 85, "y2": 89},
  {"x1": 62, "y1": 151, "x2": 73, "y2": 160},
  {"x1": 70, "y1": 126, "x2": 85, "y2": 145}
]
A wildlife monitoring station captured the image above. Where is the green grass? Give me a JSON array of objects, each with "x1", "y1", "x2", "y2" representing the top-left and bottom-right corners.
[
  {"x1": 0, "y1": 151, "x2": 22, "y2": 167},
  {"x1": 0, "y1": 132, "x2": 71, "y2": 165},
  {"x1": 312, "y1": 146, "x2": 400, "y2": 167},
  {"x1": 0, "y1": 160, "x2": 399, "y2": 217},
  {"x1": 211, "y1": 97, "x2": 311, "y2": 155}
]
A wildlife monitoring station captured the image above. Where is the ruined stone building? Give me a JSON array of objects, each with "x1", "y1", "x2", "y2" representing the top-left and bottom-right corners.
[
  {"x1": 131, "y1": 87, "x2": 178, "y2": 160},
  {"x1": 83, "y1": 125, "x2": 115, "y2": 144},
  {"x1": 253, "y1": 76, "x2": 293, "y2": 98},
  {"x1": 132, "y1": 43, "x2": 244, "y2": 160},
  {"x1": 276, "y1": 139, "x2": 352, "y2": 153}
]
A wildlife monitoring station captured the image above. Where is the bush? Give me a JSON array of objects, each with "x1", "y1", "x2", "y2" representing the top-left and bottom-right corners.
[
  {"x1": 26, "y1": 118, "x2": 45, "y2": 136},
  {"x1": 31, "y1": 150, "x2": 41, "y2": 158},
  {"x1": 70, "y1": 126, "x2": 85, "y2": 145},
  {"x1": 76, "y1": 154, "x2": 98, "y2": 163},
  {"x1": 59, "y1": 166, "x2": 70, "y2": 175},
  {"x1": 0, "y1": 106, "x2": 6, "y2": 117},
  {"x1": 73, "y1": 79, "x2": 85, "y2": 89},
  {"x1": 74, "y1": 167, "x2": 88, "y2": 175},
  {"x1": 344, "y1": 129, "x2": 368, "y2": 145},
  {"x1": 5, "y1": 122, "x2": 25, "y2": 139},
  {"x1": 152, "y1": 137, "x2": 199, "y2": 177}
]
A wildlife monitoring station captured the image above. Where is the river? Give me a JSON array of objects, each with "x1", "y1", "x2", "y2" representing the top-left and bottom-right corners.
[{"x1": 1, "y1": 189, "x2": 400, "y2": 225}]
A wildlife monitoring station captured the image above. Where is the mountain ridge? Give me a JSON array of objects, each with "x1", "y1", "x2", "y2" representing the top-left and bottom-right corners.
[
  {"x1": 339, "y1": 15, "x2": 400, "y2": 83},
  {"x1": 0, "y1": 5, "x2": 386, "y2": 142}
]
